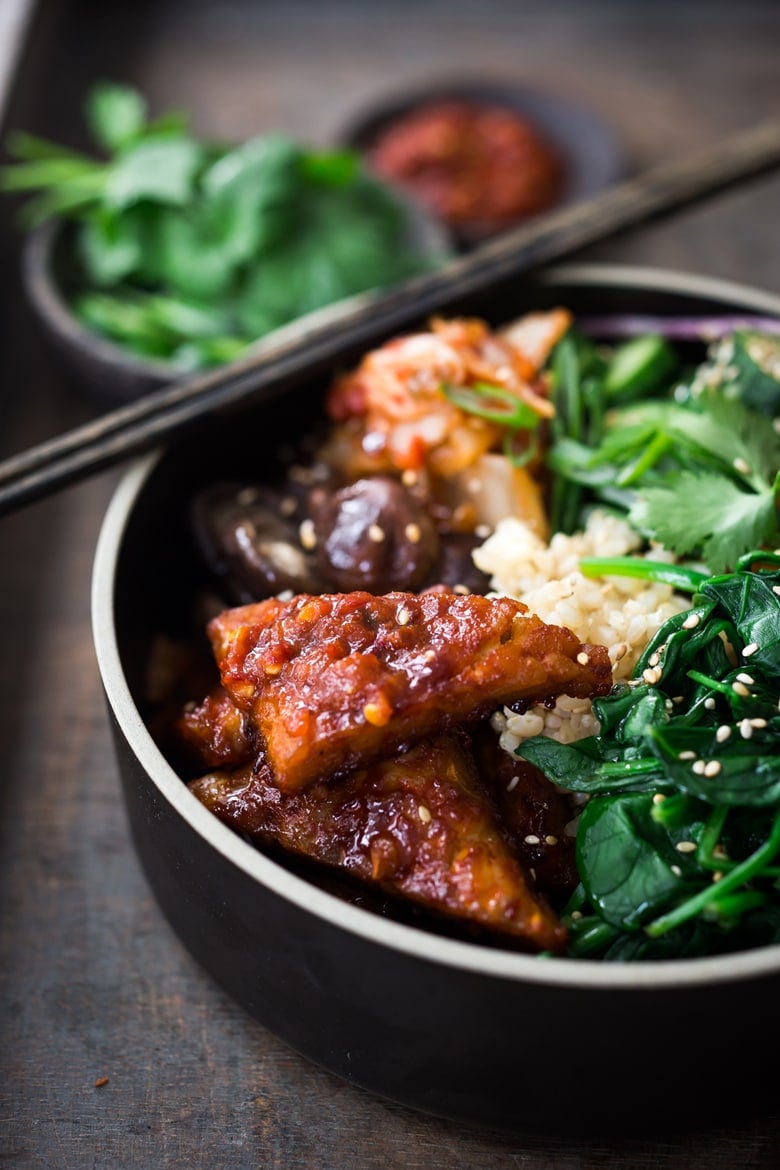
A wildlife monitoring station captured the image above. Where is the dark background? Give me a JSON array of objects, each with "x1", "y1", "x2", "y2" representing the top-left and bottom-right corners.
[{"x1": 1, "y1": 2, "x2": 779, "y2": 1166}]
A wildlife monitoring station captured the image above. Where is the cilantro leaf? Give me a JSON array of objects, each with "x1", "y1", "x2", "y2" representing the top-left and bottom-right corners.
[
  {"x1": 630, "y1": 469, "x2": 779, "y2": 572},
  {"x1": 86, "y1": 83, "x2": 147, "y2": 153},
  {"x1": 104, "y1": 137, "x2": 203, "y2": 210},
  {"x1": 77, "y1": 210, "x2": 144, "y2": 286},
  {"x1": 1, "y1": 83, "x2": 448, "y2": 368}
]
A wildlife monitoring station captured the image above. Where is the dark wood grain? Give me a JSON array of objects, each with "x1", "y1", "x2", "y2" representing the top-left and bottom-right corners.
[{"x1": 2, "y1": 2, "x2": 780, "y2": 1167}]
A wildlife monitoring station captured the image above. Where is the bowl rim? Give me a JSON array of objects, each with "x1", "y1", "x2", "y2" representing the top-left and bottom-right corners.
[{"x1": 92, "y1": 261, "x2": 780, "y2": 991}]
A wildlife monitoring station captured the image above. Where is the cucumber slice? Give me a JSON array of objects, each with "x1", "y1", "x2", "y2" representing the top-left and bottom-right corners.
[
  {"x1": 603, "y1": 334, "x2": 676, "y2": 402},
  {"x1": 732, "y1": 329, "x2": 780, "y2": 414}
]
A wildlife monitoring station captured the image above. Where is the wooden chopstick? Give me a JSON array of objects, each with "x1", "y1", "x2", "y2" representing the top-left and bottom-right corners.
[{"x1": 2, "y1": 116, "x2": 780, "y2": 517}]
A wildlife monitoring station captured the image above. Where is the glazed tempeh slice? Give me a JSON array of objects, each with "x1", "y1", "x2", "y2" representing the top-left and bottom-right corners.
[
  {"x1": 209, "y1": 590, "x2": 611, "y2": 791},
  {"x1": 173, "y1": 685, "x2": 257, "y2": 771},
  {"x1": 190, "y1": 733, "x2": 568, "y2": 953}
]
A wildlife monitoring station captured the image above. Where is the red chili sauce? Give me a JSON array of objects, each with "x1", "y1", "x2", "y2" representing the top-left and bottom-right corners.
[{"x1": 366, "y1": 99, "x2": 564, "y2": 238}]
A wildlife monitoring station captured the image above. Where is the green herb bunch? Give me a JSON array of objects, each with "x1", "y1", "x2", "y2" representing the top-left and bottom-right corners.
[
  {"x1": 0, "y1": 83, "x2": 444, "y2": 369},
  {"x1": 519, "y1": 552, "x2": 780, "y2": 960},
  {"x1": 547, "y1": 328, "x2": 780, "y2": 571}
]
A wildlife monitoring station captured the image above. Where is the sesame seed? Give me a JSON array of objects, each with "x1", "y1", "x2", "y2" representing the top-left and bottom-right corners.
[
  {"x1": 363, "y1": 699, "x2": 392, "y2": 727},
  {"x1": 401, "y1": 469, "x2": 418, "y2": 486},
  {"x1": 704, "y1": 760, "x2": 722, "y2": 778},
  {"x1": 368, "y1": 524, "x2": 385, "y2": 543},
  {"x1": 704, "y1": 696, "x2": 717, "y2": 709},
  {"x1": 524, "y1": 835, "x2": 540, "y2": 845},
  {"x1": 673, "y1": 695, "x2": 685, "y2": 704},
  {"x1": 678, "y1": 750, "x2": 697, "y2": 760},
  {"x1": 738, "y1": 719, "x2": 754, "y2": 739},
  {"x1": 742, "y1": 642, "x2": 759, "y2": 657},
  {"x1": 506, "y1": 775, "x2": 520, "y2": 793},
  {"x1": 453, "y1": 584, "x2": 471, "y2": 595},
  {"x1": 652, "y1": 793, "x2": 666, "y2": 804},
  {"x1": 418, "y1": 805, "x2": 432, "y2": 824},
  {"x1": 732, "y1": 681, "x2": 751, "y2": 697},
  {"x1": 715, "y1": 725, "x2": 732, "y2": 743},
  {"x1": 774, "y1": 418, "x2": 780, "y2": 436},
  {"x1": 577, "y1": 652, "x2": 590, "y2": 666},
  {"x1": 362, "y1": 431, "x2": 386, "y2": 455},
  {"x1": 299, "y1": 519, "x2": 317, "y2": 549},
  {"x1": 712, "y1": 871, "x2": 724, "y2": 883},
  {"x1": 643, "y1": 667, "x2": 662, "y2": 685},
  {"x1": 682, "y1": 613, "x2": 701, "y2": 630},
  {"x1": 236, "y1": 486, "x2": 259, "y2": 505},
  {"x1": 289, "y1": 464, "x2": 315, "y2": 485},
  {"x1": 692, "y1": 760, "x2": 707, "y2": 775},
  {"x1": 424, "y1": 649, "x2": 436, "y2": 661},
  {"x1": 571, "y1": 910, "x2": 583, "y2": 921},
  {"x1": 676, "y1": 841, "x2": 697, "y2": 854},
  {"x1": 671, "y1": 865, "x2": 683, "y2": 877},
  {"x1": 474, "y1": 523, "x2": 492, "y2": 539},
  {"x1": 733, "y1": 457, "x2": 751, "y2": 475},
  {"x1": 405, "y1": 523, "x2": 422, "y2": 543},
  {"x1": 397, "y1": 607, "x2": 411, "y2": 626},
  {"x1": 736, "y1": 672, "x2": 755, "y2": 685},
  {"x1": 774, "y1": 586, "x2": 780, "y2": 596},
  {"x1": 750, "y1": 717, "x2": 767, "y2": 729},
  {"x1": 612, "y1": 643, "x2": 628, "y2": 662},
  {"x1": 545, "y1": 835, "x2": 559, "y2": 846},
  {"x1": 648, "y1": 652, "x2": 660, "y2": 667}
]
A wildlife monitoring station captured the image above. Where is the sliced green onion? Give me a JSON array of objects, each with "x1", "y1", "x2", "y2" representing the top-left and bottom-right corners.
[
  {"x1": 579, "y1": 556, "x2": 708, "y2": 593},
  {"x1": 603, "y1": 333, "x2": 677, "y2": 402},
  {"x1": 735, "y1": 549, "x2": 780, "y2": 573},
  {"x1": 502, "y1": 426, "x2": 540, "y2": 469},
  {"x1": 615, "y1": 432, "x2": 672, "y2": 487},
  {"x1": 441, "y1": 381, "x2": 541, "y2": 429}
]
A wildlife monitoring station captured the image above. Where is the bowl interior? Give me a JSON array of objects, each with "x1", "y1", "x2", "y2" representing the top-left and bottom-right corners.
[{"x1": 97, "y1": 262, "x2": 780, "y2": 993}]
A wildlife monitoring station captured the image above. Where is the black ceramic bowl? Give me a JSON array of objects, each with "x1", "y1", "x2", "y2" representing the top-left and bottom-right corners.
[
  {"x1": 21, "y1": 198, "x2": 453, "y2": 405},
  {"x1": 336, "y1": 78, "x2": 625, "y2": 248},
  {"x1": 92, "y1": 264, "x2": 780, "y2": 1136}
]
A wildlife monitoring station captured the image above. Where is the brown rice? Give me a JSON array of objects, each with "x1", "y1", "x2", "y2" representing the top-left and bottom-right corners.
[{"x1": 473, "y1": 511, "x2": 688, "y2": 755}]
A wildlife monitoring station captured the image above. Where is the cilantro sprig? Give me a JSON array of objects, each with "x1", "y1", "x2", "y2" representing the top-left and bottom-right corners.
[
  {"x1": 1, "y1": 82, "x2": 447, "y2": 370},
  {"x1": 546, "y1": 330, "x2": 780, "y2": 571}
]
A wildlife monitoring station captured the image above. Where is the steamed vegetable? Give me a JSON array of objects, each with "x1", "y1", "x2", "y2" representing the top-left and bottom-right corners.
[
  {"x1": 0, "y1": 82, "x2": 447, "y2": 369},
  {"x1": 519, "y1": 551, "x2": 780, "y2": 960},
  {"x1": 546, "y1": 327, "x2": 780, "y2": 570}
]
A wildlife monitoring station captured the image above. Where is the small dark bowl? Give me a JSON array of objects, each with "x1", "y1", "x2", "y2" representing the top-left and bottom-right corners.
[
  {"x1": 22, "y1": 219, "x2": 177, "y2": 402},
  {"x1": 92, "y1": 264, "x2": 780, "y2": 1136},
  {"x1": 21, "y1": 199, "x2": 453, "y2": 405},
  {"x1": 336, "y1": 78, "x2": 626, "y2": 248}
]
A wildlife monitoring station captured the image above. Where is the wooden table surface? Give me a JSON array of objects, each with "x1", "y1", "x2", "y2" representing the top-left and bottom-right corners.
[{"x1": 2, "y1": 1, "x2": 780, "y2": 1166}]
